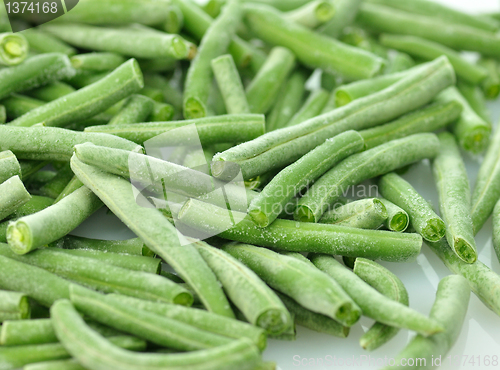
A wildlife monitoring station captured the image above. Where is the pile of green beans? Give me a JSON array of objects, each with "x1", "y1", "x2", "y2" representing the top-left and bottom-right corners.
[{"x1": 1, "y1": 0, "x2": 500, "y2": 368}]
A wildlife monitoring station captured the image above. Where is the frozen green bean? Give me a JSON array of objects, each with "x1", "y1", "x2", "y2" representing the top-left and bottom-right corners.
[
  {"x1": 139, "y1": 87, "x2": 163, "y2": 102},
  {"x1": 7, "y1": 186, "x2": 103, "y2": 254},
  {"x1": 19, "y1": 161, "x2": 48, "y2": 181},
  {"x1": 285, "y1": 0, "x2": 335, "y2": 28},
  {"x1": 494, "y1": 200, "x2": 500, "y2": 262},
  {"x1": 359, "y1": 101, "x2": 462, "y2": 150},
  {"x1": 70, "y1": 156, "x2": 234, "y2": 317},
  {"x1": 457, "y1": 81, "x2": 491, "y2": 123},
  {"x1": 380, "y1": 274, "x2": 470, "y2": 369},
  {"x1": 70, "y1": 52, "x2": 127, "y2": 72},
  {"x1": 0, "y1": 32, "x2": 29, "y2": 66},
  {"x1": 211, "y1": 54, "x2": 250, "y2": 114},
  {"x1": 149, "y1": 101, "x2": 175, "y2": 122},
  {"x1": 0, "y1": 126, "x2": 142, "y2": 161},
  {"x1": 353, "y1": 258, "x2": 409, "y2": 350},
  {"x1": 50, "y1": 235, "x2": 154, "y2": 257},
  {"x1": 223, "y1": 243, "x2": 361, "y2": 326},
  {"x1": 25, "y1": 82, "x2": 76, "y2": 102},
  {"x1": 85, "y1": 114, "x2": 265, "y2": 145},
  {"x1": 2, "y1": 94, "x2": 44, "y2": 120},
  {"x1": 0, "y1": 53, "x2": 75, "y2": 100},
  {"x1": 143, "y1": 73, "x2": 183, "y2": 111},
  {"x1": 384, "y1": 51, "x2": 415, "y2": 74},
  {"x1": 8, "y1": 59, "x2": 144, "y2": 128},
  {"x1": 295, "y1": 133, "x2": 440, "y2": 223},
  {"x1": 0, "y1": 176, "x2": 31, "y2": 221},
  {"x1": 108, "y1": 95, "x2": 155, "y2": 125},
  {"x1": 320, "y1": 198, "x2": 388, "y2": 229},
  {"x1": 0, "y1": 290, "x2": 30, "y2": 322},
  {"x1": 379, "y1": 198, "x2": 409, "y2": 232},
  {"x1": 53, "y1": 177, "x2": 84, "y2": 203},
  {"x1": 286, "y1": 89, "x2": 330, "y2": 127},
  {"x1": 433, "y1": 132, "x2": 477, "y2": 264},
  {"x1": 179, "y1": 199, "x2": 423, "y2": 263},
  {"x1": 51, "y1": 299, "x2": 261, "y2": 370},
  {"x1": 379, "y1": 172, "x2": 445, "y2": 242},
  {"x1": 380, "y1": 34, "x2": 488, "y2": 85},
  {"x1": 248, "y1": 131, "x2": 364, "y2": 227},
  {"x1": 0, "y1": 150, "x2": 21, "y2": 184},
  {"x1": 311, "y1": 254, "x2": 444, "y2": 336},
  {"x1": 70, "y1": 285, "x2": 230, "y2": 351},
  {"x1": 212, "y1": 57, "x2": 454, "y2": 180},
  {"x1": 471, "y1": 125, "x2": 500, "y2": 234},
  {"x1": 183, "y1": 0, "x2": 241, "y2": 119},
  {"x1": 245, "y1": 47, "x2": 296, "y2": 115},
  {"x1": 39, "y1": 164, "x2": 74, "y2": 199},
  {"x1": 244, "y1": 3, "x2": 384, "y2": 81},
  {"x1": 193, "y1": 240, "x2": 292, "y2": 335},
  {"x1": 20, "y1": 29, "x2": 76, "y2": 56},
  {"x1": 318, "y1": 0, "x2": 363, "y2": 38},
  {"x1": 478, "y1": 58, "x2": 500, "y2": 99}
]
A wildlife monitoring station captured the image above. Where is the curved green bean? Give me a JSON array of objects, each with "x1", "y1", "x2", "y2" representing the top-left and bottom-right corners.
[
  {"x1": 0, "y1": 32, "x2": 29, "y2": 66},
  {"x1": 0, "y1": 176, "x2": 31, "y2": 221},
  {"x1": 379, "y1": 198, "x2": 409, "y2": 232},
  {"x1": 0, "y1": 290, "x2": 30, "y2": 322},
  {"x1": 320, "y1": 198, "x2": 388, "y2": 229},
  {"x1": 212, "y1": 57, "x2": 454, "y2": 180},
  {"x1": 286, "y1": 89, "x2": 330, "y2": 127},
  {"x1": 295, "y1": 133, "x2": 440, "y2": 223},
  {"x1": 51, "y1": 299, "x2": 262, "y2": 370},
  {"x1": 0, "y1": 150, "x2": 21, "y2": 185},
  {"x1": 471, "y1": 125, "x2": 500, "y2": 235},
  {"x1": 379, "y1": 172, "x2": 445, "y2": 242},
  {"x1": 353, "y1": 258, "x2": 409, "y2": 350},
  {"x1": 248, "y1": 131, "x2": 364, "y2": 227},
  {"x1": 433, "y1": 132, "x2": 477, "y2": 264},
  {"x1": 310, "y1": 254, "x2": 444, "y2": 336}
]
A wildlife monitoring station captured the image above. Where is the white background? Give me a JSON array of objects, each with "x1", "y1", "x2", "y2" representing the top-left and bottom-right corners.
[{"x1": 73, "y1": 1, "x2": 500, "y2": 369}]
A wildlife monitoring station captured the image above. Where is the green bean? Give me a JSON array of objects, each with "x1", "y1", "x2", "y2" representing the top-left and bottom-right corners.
[
  {"x1": 380, "y1": 34, "x2": 488, "y2": 85},
  {"x1": 286, "y1": 89, "x2": 330, "y2": 127},
  {"x1": 108, "y1": 95, "x2": 155, "y2": 126},
  {"x1": 357, "y1": 3, "x2": 500, "y2": 58},
  {"x1": 295, "y1": 133, "x2": 440, "y2": 223},
  {"x1": 248, "y1": 131, "x2": 364, "y2": 227},
  {"x1": 52, "y1": 299, "x2": 262, "y2": 370},
  {"x1": 0, "y1": 176, "x2": 31, "y2": 221},
  {"x1": 8, "y1": 59, "x2": 144, "y2": 128},
  {"x1": 193, "y1": 240, "x2": 292, "y2": 335},
  {"x1": 19, "y1": 161, "x2": 47, "y2": 181},
  {"x1": 427, "y1": 238, "x2": 500, "y2": 316},
  {"x1": 0, "y1": 126, "x2": 142, "y2": 161},
  {"x1": 7, "y1": 186, "x2": 103, "y2": 254},
  {"x1": 0, "y1": 32, "x2": 29, "y2": 66},
  {"x1": 245, "y1": 47, "x2": 295, "y2": 115},
  {"x1": 66, "y1": 71, "x2": 109, "y2": 90},
  {"x1": 310, "y1": 254, "x2": 444, "y2": 336},
  {"x1": 85, "y1": 114, "x2": 265, "y2": 145},
  {"x1": 366, "y1": 0, "x2": 500, "y2": 32},
  {"x1": 320, "y1": 198, "x2": 388, "y2": 229},
  {"x1": 70, "y1": 157, "x2": 234, "y2": 317},
  {"x1": 41, "y1": 24, "x2": 195, "y2": 61},
  {"x1": 285, "y1": 0, "x2": 336, "y2": 29},
  {"x1": 471, "y1": 125, "x2": 500, "y2": 235},
  {"x1": 211, "y1": 54, "x2": 250, "y2": 114},
  {"x1": 211, "y1": 57, "x2": 454, "y2": 180},
  {"x1": 143, "y1": 74, "x2": 183, "y2": 112},
  {"x1": 25, "y1": 82, "x2": 76, "y2": 102},
  {"x1": 0, "y1": 53, "x2": 75, "y2": 100},
  {"x1": 433, "y1": 132, "x2": 477, "y2": 264},
  {"x1": 24, "y1": 359, "x2": 85, "y2": 370},
  {"x1": 478, "y1": 58, "x2": 500, "y2": 99},
  {"x1": 20, "y1": 29, "x2": 76, "y2": 56},
  {"x1": 70, "y1": 285, "x2": 230, "y2": 351},
  {"x1": 384, "y1": 51, "x2": 415, "y2": 74},
  {"x1": 224, "y1": 243, "x2": 361, "y2": 326},
  {"x1": 0, "y1": 335, "x2": 146, "y2": 370},
  {"x1": 70, "y1": 52, "x2": 127, "y2": 72},
  {"x1": 380, "y1": 274, "x2": 470, "y2": 369},
  {"x1": 244, "y1": 3, "x2": 384, "y2": 81},
  {"x1": 318, "y1": 0, "x2": 363, "y2": 38},
  {"x1": 266, "y1": 71, "x2": 306, "y2": 131},
  {"x1": 359, "y1": 101, "x2": 462, "y2": 150},
  {"x1": 340, "y1": 27, "x2": 388, "y2": 59},
  {"x1": 53, "y1": 177, "x2": 84, "y2": 203},
  {"x1": 47, "y1": 248, "x2": 160, "y2": 274},
  {"x1": 494, "y1": 200, "x2": 500, "y2": 262},
  {"x1": 0, "y1": 150, "x2": 21, "y2": 185},
  {"x1": 0, "y1": 244, "x2": 191, "y2": 305},
  {"x1": 457, "y1": 81, "x2": 491, "y2": 124},
  {"x1": 107, "y1": 294, "x2": 267, "y2": 351},
  {"x1": 39, "y1": 164, "x2": 74, "y2": 199},
  {"x1": 379, "y1": 198, "x2": 409, "y2": 232},
  {"x1": 139, "y1": 87, "x2": 163, "y2": 103},
  {"x1": 149, "y1": 101, "x2": 175, "y2": 122},
  {"x1": 353, "y1": 258, "x2": 409, "y2": 350},
  {"x1": 274, "y1": 291, "x2": 349, "y2": 338},
  {"x1": 179, "y1": 199, "x2": 423, "y2": 262},
  {"x1": 379, "y1": 172, "x2": 445, "y2": 242},
  {"x1": 0, "y1": 290, "x2": 30, "y2": 322},
  {"x1": 50, "y1": 235, "x2": 154, "y2": 257},
  {"x1": 183, "y1": 0, "x2": 241, "y2": 119},
  {"x1": 2, "y1": 94, "x2": 44, "y2": 120}
]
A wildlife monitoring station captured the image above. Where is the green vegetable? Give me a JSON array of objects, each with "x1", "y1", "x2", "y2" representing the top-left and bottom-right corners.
[
  {"x1": 0, "y1": 150, "x2": 21, "y2": 184},
  {"x1": 70, "y1": 52, "x2": 127, "y2": 72},
  {"x1": 25, "y1": 82, "x2": 76, "y2": 102},
  {"x1": 286, "y1": 89, "x2": 330, "y2": 127},
  {"x1": 0, "y1": 290, "x2": 30, "y2": 322},
  {"x1": 494, "y1": 200, "x2": 500, "y2": 263},
  {"x1": 320, "y1": 198, "x2": 388, "y2": 229},
  {"x1": 21, "y1": 29, "x2": 76, "y2": 56},
  {"x1": 285, "y1": 0, "x2": 336, "y2": 29},
  {"x1": 50, "y1": 235, "x2": 154, "y2": 257},
  {"x1": 379, "y1": 198, "x2": 409, "y2": 232},
  {"x1": 108, "y1": 95, "x2": 155, "y2": 126},
  {"x1": 457, "y1": 81, "x2": 491, "y2": 123},
  {"x1": 478, "y1": 58, "x2": 500, "y2": 99},
  {"x1": 0, "y1": 32, "x2": 29, "y2": 66},
  {"x1": 318, "y1": 0, "x2": 363, "y2": 38},
  {"x1": 0, "y1": 176, "x2": 31, "y2": 221}
]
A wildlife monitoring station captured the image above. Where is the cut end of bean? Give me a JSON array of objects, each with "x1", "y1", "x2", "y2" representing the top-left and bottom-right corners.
[
  {"x1": 18, "y1": 295, "x2": 31, "y2": 319},
  {"x1": 210, "y1": 160, "x2": 241, "y2": 181},
  {"x1": 0, "y1": 35, "x2": 29, "y2": 66},
  {"x1": 335, "y1": 301, "x2": 361, "y2": 327},
  {"x1": 171, "y1": 36, "x2": 189, "y2": 59},
  {"x1": 461, "y1": 126, "x2": 491, "y2": 154},
  {"x1": 6, "y1": 221, "x2": 33, "y2": 255},
  {"x1": 294, "y1": 205, "x2": 316, "y2": 223},
  {"x1": 184, "y1": 97, "x2": 207, "y2": 119},
  {"x1": 454, "y1": 237, "x2": 478, "y2": 264},
  {"x1": 422, "y1": 218, "x2": 446, "y2": 242},
  {"x1": 316, "y1": 2, "x2": 336, "y2": 22},
  {"x1": 173, "y1": 291, "x2": 195, "y2": 306},
  {"x1": 388, "y1": 212, "x2": 409, "y2": 232},
  {"x1": 335, "y1": 90, "x2": 352, "y2": 107},
  {"x1": 256, "y1": 309, "x2": 292, "y2": 336},
  {"x1": 249, "y1": 209, "x2": 270, "y2": 228}
]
